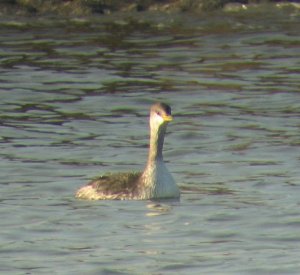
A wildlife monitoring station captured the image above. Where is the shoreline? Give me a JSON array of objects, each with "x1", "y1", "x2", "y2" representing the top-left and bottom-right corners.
[{"x1": 0, "y1": 0, "x2": 300, "y2": 17}]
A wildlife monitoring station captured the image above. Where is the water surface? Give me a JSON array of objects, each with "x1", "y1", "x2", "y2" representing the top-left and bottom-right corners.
[{"x1": 0, "y1": 8, "x2": 300, "y2": 274}]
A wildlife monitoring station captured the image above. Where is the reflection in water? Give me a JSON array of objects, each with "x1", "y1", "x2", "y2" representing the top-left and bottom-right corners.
[
  {"x1": 146, "y1": 202, "x2": 174, "y2": 217},
  {"x1": 0, "y1": 8, "x2": 300, "y2": 274}
]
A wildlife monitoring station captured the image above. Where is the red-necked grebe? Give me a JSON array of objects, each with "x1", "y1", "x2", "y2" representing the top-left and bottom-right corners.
[{"x1": 75, "y1": 102, "x2": 180, "y2": 200}]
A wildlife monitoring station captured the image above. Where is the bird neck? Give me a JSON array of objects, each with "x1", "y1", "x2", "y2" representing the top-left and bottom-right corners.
[{"x1": 148, "y1": 123, "x2": 167, "y2": 163}]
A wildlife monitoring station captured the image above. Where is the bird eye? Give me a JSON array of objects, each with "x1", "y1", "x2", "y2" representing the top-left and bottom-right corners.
[{"x1": 156, "y1": 111, "x2": 161, "y2": 116}]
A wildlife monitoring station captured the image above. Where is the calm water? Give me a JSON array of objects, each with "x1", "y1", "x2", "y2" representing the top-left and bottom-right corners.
[{"x1": 1, "y1": 7, "x2": 300, "y2": 274}]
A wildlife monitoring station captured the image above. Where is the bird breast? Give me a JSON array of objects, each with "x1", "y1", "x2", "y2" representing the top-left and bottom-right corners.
[{"x1": 140, "y1": 160, "x2": 180, "y2": 199}]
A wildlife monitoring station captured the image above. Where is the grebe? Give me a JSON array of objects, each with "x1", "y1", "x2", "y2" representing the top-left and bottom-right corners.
[{"x1": 75, "y1": 102, "x2": 180, "y2": 200}]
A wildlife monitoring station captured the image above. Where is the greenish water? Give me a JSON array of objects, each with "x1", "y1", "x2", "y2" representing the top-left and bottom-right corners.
[{"x1": 0, "y1": 8, "x2": 300, "y2": 274}]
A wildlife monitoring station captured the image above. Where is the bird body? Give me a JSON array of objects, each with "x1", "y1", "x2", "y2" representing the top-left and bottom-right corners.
[
  {"x1": 75, "y1": 102, "x2": 180, "y2": 200},
  {"x1": 138, "y1": 159, "x2": 179, "y2": 200}
]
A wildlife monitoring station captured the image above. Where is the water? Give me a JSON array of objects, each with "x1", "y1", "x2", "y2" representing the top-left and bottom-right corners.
[{"x1": 1, "y1": 7, "x2": 300, "y2": 274}]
